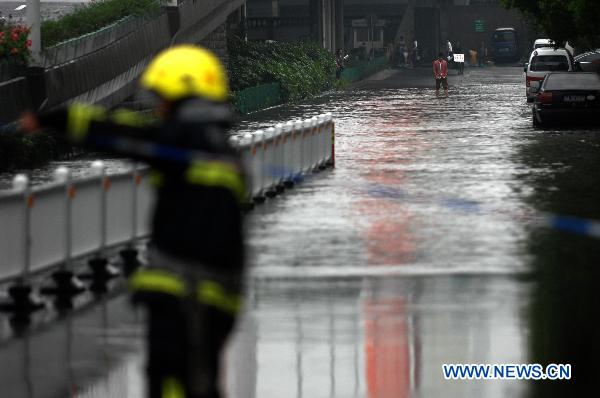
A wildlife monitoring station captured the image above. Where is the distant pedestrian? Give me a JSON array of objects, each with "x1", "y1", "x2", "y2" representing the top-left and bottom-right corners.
[
  {"x1": 433, "y1": 52, "x2": 449, "y2": 96},
  {"x1": 397, "y1": 35, "x2": 407, "y2": 67},
  {"x1": 455, "y1": 41, "x2": 464, "y2": 75},
  {"x1": 411, "y1": 39, "x2": 419, "y2": 67},
  {"x1": 446, "y1": 39, "x2": 453, "y2": 59}
]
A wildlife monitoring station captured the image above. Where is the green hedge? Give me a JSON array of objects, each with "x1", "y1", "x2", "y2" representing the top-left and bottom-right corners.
[
  {"x1": 41, "y1": 0, "x2": 161, "y2": 48},
  {"x1": 0, "y1": 131, "x2": 71, "y2": 171},
  {"x1": 228, "y1": 37, "x2": 336, "y2": 103},
  {"x1": 233, "y1": 82, "x2": 282, "y2": 114}
]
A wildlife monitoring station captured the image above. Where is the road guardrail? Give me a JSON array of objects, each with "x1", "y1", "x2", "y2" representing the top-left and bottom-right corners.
[{"x1": 0, "y1": 114, "x2": 335, "y2": 313}]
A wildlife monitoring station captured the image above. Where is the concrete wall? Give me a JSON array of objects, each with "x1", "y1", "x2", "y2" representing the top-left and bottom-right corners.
[{"x1": 246, "y1": 0, "x2": 343, "y2": 52}]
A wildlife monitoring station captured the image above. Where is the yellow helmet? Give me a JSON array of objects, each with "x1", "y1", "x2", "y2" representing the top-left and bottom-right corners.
[{"x1": 140, "y1": 45, "x2": 229, "y2": 102}]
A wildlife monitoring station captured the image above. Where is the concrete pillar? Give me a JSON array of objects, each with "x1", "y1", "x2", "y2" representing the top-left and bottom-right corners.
[
  {"x1": 322, "y1": 0, "x2": 327, "y2": 50},
  {"x1": 335, "y1": 0, "x2": 344, "y2": 51},
  {"x1": 310, "y1": 0, "x2": 320, "y2": 43},
  {"x1": 271, "y1": 0, "x2": 279, "y2": 17},
  {"x1": 395, "y1": 0, "x2": 415, "y2": 44},
  {"x1": 25, "y1": 0, "x2": 41, "y2": 64},
  {"x1": 322, "y1": 0, "x2": 333, "y2": 52}
]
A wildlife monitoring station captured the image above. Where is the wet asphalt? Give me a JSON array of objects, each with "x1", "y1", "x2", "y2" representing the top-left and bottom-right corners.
[{"x1": 2, "y1": 65, "x2": 600, "y2": 397}]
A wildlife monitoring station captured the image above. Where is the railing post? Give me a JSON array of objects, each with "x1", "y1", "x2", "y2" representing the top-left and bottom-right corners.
[
  {"x1": 293, "y1": 120, "x2": 304, "y2": 182},
  {"x1": 119, "y1": 163, "x2": 142, "y2": 276},
  {"x1": 303, "y1": 119, "x2": 313, "y2": 174},
  {"x1": 283, "y1": 121, "x2": 295, "y2": 188},
  {"x1": 253, "y1": 130, "x2": 266, "y2": 203},
  {"x1": 317, "y1": 114, "x2": 327, "y2": 169},
  {"x1": 40, "y1": 167, "x2": 86, "y2": 304},
  {"x1": 87, "y1": 161, "x2": 120, "y2": 289},
  {"x1": 326, "y1": 113, "x2": 335, "y2": 168},
  {"x1": 264, "y1": 127, "x2": 277, "y2": 198},
  {"x1": 274, "y1": 124, "x2": 286, "y2": 193},
  {"x1": 240, "y1": 133, "x2": 256, "y2": 206},
  {"x1": 311, "y1": 116, "x2": 319, "y2": 172},
  {"x1": 0, "y1": 174, "x2": 44, "y2": 316}
]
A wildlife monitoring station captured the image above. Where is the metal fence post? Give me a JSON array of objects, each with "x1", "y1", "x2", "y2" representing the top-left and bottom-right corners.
[
  {"x1": 87, "y1": 161, "x2": 120, "y2": 286},
  {"x1": 0, "y1": 175, "x2": 44, "y2": 315},
  {"x1": 40, "y1": 167, "x2": 86, "y2": 302},
  {"x1": 283, "y1": 121, "x2": 295, "y2": 187},
  {"x1": 311, "y1": 116, "x2": 319, "y2": 172},
  {"x1": 253, "y1": 130, "x2": 266, "y2": 203},
  {"x1": 303, "y1": 119, "x2": 313, "y2": 174},
  {"x1": 293, "y1": 120, "x2": 304, "y2": 182},
  {"x1": 274, "y1": 124, "x2": 286, "y2": 193},
  {"x1": 326, "y1": 113, "x2": 335, "y2": 168},
  {"x1": 317, "y1": 114, "x2": 327, "y2": 169},
  {"x1": 119, "y1": 163, "x2": 142, "y2": 276},
  {"x1": 264, "y1": 127, "x2": 277, "y2": 198}
]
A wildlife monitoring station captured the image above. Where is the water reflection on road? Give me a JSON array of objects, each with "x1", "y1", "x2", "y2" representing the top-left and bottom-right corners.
[{"x1": 233, "y1": 67, "x2": 533, "y2": 397}]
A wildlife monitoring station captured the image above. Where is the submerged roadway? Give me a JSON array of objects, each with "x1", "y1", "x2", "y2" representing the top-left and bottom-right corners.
[{"x1": 2, "y1": 65, "x2": 600, "y2": 398}]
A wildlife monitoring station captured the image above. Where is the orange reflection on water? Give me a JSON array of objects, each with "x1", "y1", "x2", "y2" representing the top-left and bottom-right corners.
[
  {"x1": 354, "y1": 126, "x2": 425, "y2": 265},
  {"x1": 364, "y1": 297, "x2": 412, "y2": 398}
]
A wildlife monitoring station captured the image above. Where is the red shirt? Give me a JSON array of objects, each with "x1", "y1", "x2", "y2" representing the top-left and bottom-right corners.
[{"x1": 433, "y1": 59, "x2": 448, "y2": 79}]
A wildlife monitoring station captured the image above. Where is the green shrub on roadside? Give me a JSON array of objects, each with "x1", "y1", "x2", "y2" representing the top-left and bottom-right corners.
[
  {"x1": 41, "y1": 0, "x2": 161, "y2": 48},
  {"x1": 228, "y1": 37, "x2": 336, "y2": 102},
  {"x1": 0, "y1": 131, "x2": 71, "y2": 171}
]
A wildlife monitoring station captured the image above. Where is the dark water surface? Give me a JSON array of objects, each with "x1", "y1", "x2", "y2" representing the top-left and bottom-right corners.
[{"x1": 2, "y1": 66, "x2": 600, "y2": 397}]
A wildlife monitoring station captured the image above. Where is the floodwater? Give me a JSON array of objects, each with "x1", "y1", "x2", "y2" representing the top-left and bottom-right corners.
[{"x1": 2, "y1": 66, "x2": 600, "y2": 397}]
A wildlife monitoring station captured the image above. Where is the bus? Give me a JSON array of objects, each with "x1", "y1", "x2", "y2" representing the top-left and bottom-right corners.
[{"x1": 491, "y1": 27, "x2": 519, "y2": 62}]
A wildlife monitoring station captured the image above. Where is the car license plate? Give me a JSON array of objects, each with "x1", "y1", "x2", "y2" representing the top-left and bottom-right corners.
[
  {"x1": 563, "y1": 96, "x2": 585, "y2": 102},
  {"x1": 499, "y1": 48, "x2": 508, "y2": 53}
]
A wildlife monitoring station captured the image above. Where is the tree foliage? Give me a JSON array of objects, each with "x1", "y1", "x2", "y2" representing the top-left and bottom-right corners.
[
  {"x1": 228, "y1": 36, "x2": 336, "y2": 102},
  {"x1": 501, "y1": 0, "x2": 600, "y2": 49},
  {"x1": 41, "y1": 0, "x2": 161, "y2": 48}
]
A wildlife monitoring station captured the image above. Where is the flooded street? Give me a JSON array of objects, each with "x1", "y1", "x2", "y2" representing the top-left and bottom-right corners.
[{"x1": 2, "y1": 65, "x2": 600, "y2": 397}]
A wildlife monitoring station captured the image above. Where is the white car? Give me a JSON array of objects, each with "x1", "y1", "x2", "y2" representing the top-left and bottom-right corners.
[
  {"x1": 524, "y1": 47, "x2": 574, "y2": 102},
  {"x1": 532, "y1": 39, "x2": 554, "y2": 50}
]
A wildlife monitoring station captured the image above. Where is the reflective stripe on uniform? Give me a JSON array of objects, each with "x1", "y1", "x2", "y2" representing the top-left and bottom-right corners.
[
  {"x1": 110, "y1": 108, "x2": 155, "y2": 128},
  {"x1": 129, "y1": 269, "x2": 187, "y2": 297},
  {"x1": 67, "y1": 103, "x2": 106, "y2": 141},
  {"x1": 185, "y1": 160, "x2": 245, "y2": 201},
  {"x1": 197, "y1": 280, "x2": 241, "y2": 315},
  {"x1": 162, "y1": 377, "x2": 185, "y2": 398}
]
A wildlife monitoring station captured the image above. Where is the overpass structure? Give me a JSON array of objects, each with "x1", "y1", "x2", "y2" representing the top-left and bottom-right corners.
[
  {"x1": 0, "y1": 0, "x2": 246, "y2": 122},
  {"x1": 0, "y1": 114, "x2": 334, "y2": 313}
]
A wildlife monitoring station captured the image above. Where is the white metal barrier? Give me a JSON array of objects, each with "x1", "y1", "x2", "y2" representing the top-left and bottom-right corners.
[{"x1": 0, "y1": 113, "x2": 334, "y2": 286}]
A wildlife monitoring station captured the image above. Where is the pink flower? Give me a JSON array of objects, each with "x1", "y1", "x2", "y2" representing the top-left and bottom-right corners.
[
  {"x1": 11, "y1": 47, "x2": 18, "y2": 54},
  {"x1": 26, "y1": 39, "x2": 32, "y2": 47}
]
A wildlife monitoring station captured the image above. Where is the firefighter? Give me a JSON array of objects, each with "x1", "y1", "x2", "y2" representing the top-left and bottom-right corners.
[{"x1": 20, "y1": 45, "x2": 246, "y2": 398}]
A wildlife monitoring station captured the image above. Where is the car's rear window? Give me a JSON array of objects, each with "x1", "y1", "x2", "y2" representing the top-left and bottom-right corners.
[
  {"x1": 530, "y1": 55, "x2": 569, "y2": 71},
  {"x1": 544, "y1": 74, "x2": 600, "y2": 90}
]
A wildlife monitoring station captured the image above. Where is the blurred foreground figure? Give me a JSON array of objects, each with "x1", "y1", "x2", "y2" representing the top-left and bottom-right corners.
[{"x1": 21, "y1": 45, "x2": 246, "y2": 398}]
